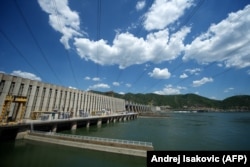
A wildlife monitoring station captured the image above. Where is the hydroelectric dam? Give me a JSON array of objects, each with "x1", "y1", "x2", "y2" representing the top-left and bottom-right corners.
[{"x1": 0, "y1": 73, "x2": 153, "y2": 155}]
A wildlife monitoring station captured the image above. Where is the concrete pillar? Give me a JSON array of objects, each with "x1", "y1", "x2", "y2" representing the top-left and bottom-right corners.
[
  {"x1": 54, "y1": 87, "x2": 61, "y2": 111},
  {"x1": 52, "y1": 124, "x2": 57, "y2": 132},
  {"x1": 123, "y1": 116, "x2": 127, "y2": 121},
  {"x1": 90, "y1": 93, "x2": 94, "y2": 115},
  {"x1": 0, "y1": 76, "x2": 11, "y2": 117},
  {"x1": 42, "y1": 84, "x2": 50, "y2": 112},
  {"x1": 113, "y1": 117, "x2": 117, "y2": 123},
  {"x1": 97, "y1": 119, "x2": 102, "y2": 127},
  {"x1": 83, "y1": 92, "x2": 88, "y2": 113},
  {"x1": 16, "y1": 130, "x2": 28, "y2": 140},
  {"x1": 86, "y1": 121, "x2": 90, "y2": 128},
  {"x1": 71, "y1": 121, "x2": 77, "y2": 130},
  {"x1": 48, "y1": 85, "x2": 55, "y2": 111}
]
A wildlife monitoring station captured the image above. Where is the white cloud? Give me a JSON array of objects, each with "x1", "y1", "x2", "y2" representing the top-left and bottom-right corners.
[
  {"x1": 92, "y1": 77, "x2": 101, "y2": 81},
  {"x1": 84, "y1": 76, "x2": 91, "y2": 80},
  {"x1": 39, "y1": 0, "x2": 191, "y2": 68},
  {"x1": 143, "y1": 0, "x2": 194, "y2": 31},
  {"x1": 85, "y1": 76, "x2": 101, "y2": 81},
  {"x1": 89, "y1": 83, "x2": 110, "y2": 90},
  {"x1": 185, "y1": 68, "x2": 201, "y2": 75},
  {"x1": 69, "y1": 86, "x2": 77, "y2": 89},
  {"x1": 148, "y1": 67, "x2": 171, "y2": 79},
  {"x1": 217, "y1": 63, "x2": 223, "y2": 67},
  {"x1": 154, "y1": 84, "x2": 185, "y2": 95},
  {"x1": 192, "y1": 77, "x2": 213, "y2": 87},
  {"x1": 38, "y1": 0, "x2": 83, "y2": 49},
  {"x1": 136, "y1": 1, "x2": 146, "y2": 11},
  {"x1": 183, "y1": 5, "x2": 250, "y2": 68},
  {"x1": 126, "y1": 83, "x2": 131, "y2": 87},
  {"x1": 180, "y1": 73, "x2": 188, "y2": 78},
  {"x1": 224, "y1": 87, "x2": 234, "y2": 93},
  {"x1": 74, "y1": 27, "x2": 190, "y2": 69},
  {"x1": 11, "y1": 70, "x2": 41, "y2": 81},
  {"x1": 113, "y1": 82, "x2": 120, "y2": 86},
  {"x1": 247, "y1": 70, "x2": 250, "y2": 75}
]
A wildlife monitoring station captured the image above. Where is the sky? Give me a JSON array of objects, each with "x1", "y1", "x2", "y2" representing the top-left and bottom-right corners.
[{"x1": 0, "y1": 0, "x2": 250, "y2": 100}]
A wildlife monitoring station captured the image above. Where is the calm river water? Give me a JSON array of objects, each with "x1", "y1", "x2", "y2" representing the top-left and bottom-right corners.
[{"x1": 1, "y1": 112, "x2": 250, "y2": 167}]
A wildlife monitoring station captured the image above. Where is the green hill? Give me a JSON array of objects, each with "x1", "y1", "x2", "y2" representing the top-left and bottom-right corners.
[
  {"x1": 121, "y1": 93, "x2": 221, "y2": 109},
  {"x1": 221, "y1": 95, "x2": 250, "y2": 110},
  {"x1": 90, "y1": 90, "x2": 250, "y2": 111}
]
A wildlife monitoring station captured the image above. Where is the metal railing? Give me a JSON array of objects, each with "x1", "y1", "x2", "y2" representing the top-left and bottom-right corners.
[{"x1": 31, "y1": 131, "x2": 153, "y2": 147}]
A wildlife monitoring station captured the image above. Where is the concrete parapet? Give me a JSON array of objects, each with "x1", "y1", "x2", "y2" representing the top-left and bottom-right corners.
[{"x1": 24, "y1": 132, "x2": 153, "y2": 157}]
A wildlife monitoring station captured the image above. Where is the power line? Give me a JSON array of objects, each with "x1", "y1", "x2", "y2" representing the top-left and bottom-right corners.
[
  {"x1": 96, "y1": 0, "x2": 102, "y2": 79},
  {"x1": 142, "y1": 0, "x2": 206, "y2": 93},
  {"x1": 114, "y1": 0, "x2": 155, "y2": 87},
  {"x1": 0, "y1": 29, "x2": 44, "y2": 79},
  {"x1": 14, "y1": 0, "x2": 62, "y2": 84},
  {"x1": 174, "y1": 36, "x2": 249, "y2": 86},
  {"x1": 51, "y1": 0, "x2": 79, "y2": 87},
  {"x1": 97, "y1": 0, "x2": 102, "y2": 41}
]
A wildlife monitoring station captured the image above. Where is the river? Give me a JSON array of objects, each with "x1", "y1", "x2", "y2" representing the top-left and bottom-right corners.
[{"x1": 1, "y1": 112, "x2": 250, "y2": 167}]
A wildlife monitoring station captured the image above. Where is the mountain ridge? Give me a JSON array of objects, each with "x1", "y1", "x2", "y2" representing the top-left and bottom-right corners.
[{"x1": 89, "y1": 90, "x2": 250, "y2": 111}]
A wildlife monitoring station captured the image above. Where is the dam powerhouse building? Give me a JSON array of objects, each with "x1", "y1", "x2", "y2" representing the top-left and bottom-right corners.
[{"x1": 0, "y1": 73, "x2": 126, "y2": 123}]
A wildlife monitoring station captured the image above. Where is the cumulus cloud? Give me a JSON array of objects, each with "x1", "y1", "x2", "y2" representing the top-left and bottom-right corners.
[
  {"x1": 126, "y1": 83, "x2": 131, "y2": 87},
  {"x1": 148, "y1": 67, "x2": 171, "y2": 79},
  {"x1": 39, "y1": 0, "x2": 191, "y2": 69},
  {"x1": 92, "y1": 77, "x2": 101, "y2": 81},
  {"x1": 11, "y1": 70, "x2": 41, "y2": 81},
  {"x1": 180, "y1": 73, "x2": 188, "y2": 78},
  {"x1": 113, "y1": 82, "x2": 120, "y2": 86},
  {"x1": 192, "y1": 77, "x2": 213, "y2": 87},
  {"x1": 84, "y1": 76, "x2": 101, "y2": 81},
  {"x1": 183, "y1": 5, "x2": 250, "y2": 68},
  {"x1": 154, "y1": 84, "x2": 186, "y2": 95},
  {"x1": 224, "y1": 87, "x2": 234, "y2": 93},
  {"x1": 69, "y1": 86, "x2": 77, "y2": 89},
  {"x1": 247, "y1": 70, "x2": 250, "y2": 75},
  {"x1": 143, "y1": 0, "x2": 194, "y2": 31},
  {"x1": 74, "y1": 27, "x2": 190, "y2": 69},
  {"x1": 84, "y1": 76, "x2": 91, "y2": 80},
  {"x1": 89, "y1": 83, "x2": 110, "y2": 90},
  {"x1": 185, "y1": 68, "x2": 201, "y2": 75},
  {"x1": 136, "y1": 1, "x2": 146, "y2": 11},
  {"x1": 38, "y1": 0, "x2": 83, "y2": 49}
]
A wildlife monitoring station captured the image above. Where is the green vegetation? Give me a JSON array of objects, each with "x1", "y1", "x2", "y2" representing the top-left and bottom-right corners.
[{"x1": 90, "y1": 90, "x2": 250, "y2": 111}]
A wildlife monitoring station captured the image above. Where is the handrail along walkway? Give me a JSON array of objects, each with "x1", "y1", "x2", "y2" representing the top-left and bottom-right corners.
[{"x1": 30, "y1": 131, "x2": 153, "y2": 148}]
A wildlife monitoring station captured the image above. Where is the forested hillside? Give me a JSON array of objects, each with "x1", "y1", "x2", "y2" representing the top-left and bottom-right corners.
[{"x1": 91, "y1": 91, "x2": 250, "y2": 111}]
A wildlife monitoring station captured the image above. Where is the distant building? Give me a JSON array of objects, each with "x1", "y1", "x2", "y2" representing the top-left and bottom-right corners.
[{"x1": 0, "y1": 73, "x2": 125, "y2": 122}]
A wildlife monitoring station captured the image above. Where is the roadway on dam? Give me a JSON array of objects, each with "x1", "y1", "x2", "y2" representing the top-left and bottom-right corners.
[{"x1": 0, "y1": 113, "x2": 138, "y2": 140}]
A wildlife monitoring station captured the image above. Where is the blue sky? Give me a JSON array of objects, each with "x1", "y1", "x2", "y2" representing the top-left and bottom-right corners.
[{"x1": 0, "y1": 0, "x2": 250, "y2": 100}]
